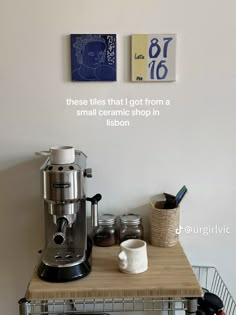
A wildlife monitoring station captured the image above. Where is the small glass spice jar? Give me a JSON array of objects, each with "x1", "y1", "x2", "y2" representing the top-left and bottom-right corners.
[
  {"x1": 119, "y1": 213, "x2": 144, "y2": 243},
  {"x1": 93, "y1": 214, "x2": 118, "y2": 247}
]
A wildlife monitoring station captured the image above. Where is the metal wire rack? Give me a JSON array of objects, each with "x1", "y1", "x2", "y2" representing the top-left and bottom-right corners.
[
  {"x1": 19, "y1": 266, "x2": 236, "y2": 315},
  {"x1": 20, "y1": 297, "x2": 185, "y2": 315},
  {"x1": 192, "y1": 266, "x2": 236, "y2": 315}
]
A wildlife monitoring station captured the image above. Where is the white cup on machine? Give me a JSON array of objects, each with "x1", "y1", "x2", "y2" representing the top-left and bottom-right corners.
[
  {"x1": 118, "y1": 239, "x2": 148, "y2": 274},
  {"x1": 36, "y1": 146, "x2": 75, "y2": 164}
]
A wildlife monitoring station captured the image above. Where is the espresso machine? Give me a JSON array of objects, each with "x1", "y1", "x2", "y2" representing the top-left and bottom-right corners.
[{"x1": 37, "y1": 148, "x2": 101, "y2": 282}]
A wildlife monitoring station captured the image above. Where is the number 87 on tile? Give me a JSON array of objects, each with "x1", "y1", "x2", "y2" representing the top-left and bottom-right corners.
[{"x1": 131, "y1": 34, "x2": 176, "y2": 82}]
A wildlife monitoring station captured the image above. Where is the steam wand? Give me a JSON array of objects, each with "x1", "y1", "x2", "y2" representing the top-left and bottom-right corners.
[{"x1": 53, "y1": 217, "x2": 68, "y2": 245}]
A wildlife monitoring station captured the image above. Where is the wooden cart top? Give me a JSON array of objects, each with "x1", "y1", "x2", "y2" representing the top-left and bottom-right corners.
[{"x1": 26, "y1": 242, "x2": 202, "y2": 300}]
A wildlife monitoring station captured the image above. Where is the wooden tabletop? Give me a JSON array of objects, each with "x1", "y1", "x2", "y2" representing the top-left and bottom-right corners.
[{"x1": 26, "y1": 242, "x2": 202, "y2": 300}]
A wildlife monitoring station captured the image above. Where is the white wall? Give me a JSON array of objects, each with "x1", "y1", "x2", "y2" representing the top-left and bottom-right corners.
[{"x1": 1, "y1": 1, "x2": 236, "y2": 314}]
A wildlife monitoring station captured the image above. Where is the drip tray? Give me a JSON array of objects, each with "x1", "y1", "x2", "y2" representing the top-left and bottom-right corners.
[{"x1": 42, "y1": 248, "x2": 85, "y2": 267}]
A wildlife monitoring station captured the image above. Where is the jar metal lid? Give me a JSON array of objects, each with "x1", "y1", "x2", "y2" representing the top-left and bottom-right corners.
[
  {"x1": 98, "y1": 214, "x2": 116, "y2": 225},
  {"x1": 120, "y1": 213, "x2": 142, "y2": 225}
]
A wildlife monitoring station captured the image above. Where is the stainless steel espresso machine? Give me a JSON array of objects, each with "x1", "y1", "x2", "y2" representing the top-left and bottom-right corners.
[{"x1": 37, "y1": 148, "x2": 101, "y2": 282}]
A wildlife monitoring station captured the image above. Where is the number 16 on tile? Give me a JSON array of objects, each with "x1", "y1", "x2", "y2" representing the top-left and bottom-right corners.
[{"x1": 132, "y1": 34, "x2": 176, "y2": 82}]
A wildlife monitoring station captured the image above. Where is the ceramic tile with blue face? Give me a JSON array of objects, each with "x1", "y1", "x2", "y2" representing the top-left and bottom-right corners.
[{"x1": 71, "y1": 34, "x2": 117, "y2": 81}]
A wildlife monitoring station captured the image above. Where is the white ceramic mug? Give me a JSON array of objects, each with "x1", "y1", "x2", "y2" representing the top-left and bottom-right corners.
[
  {"x1": 118, "y1": 239, "x2": 148, "y2": 274},
  {"x1": 35, "y1": 146, "x2": 75, "y2": 164}
]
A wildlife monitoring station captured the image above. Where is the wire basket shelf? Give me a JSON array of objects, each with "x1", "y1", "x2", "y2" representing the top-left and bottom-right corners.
[{"x1": 192, "y1": 266, "x2": 236, "y2": 315}]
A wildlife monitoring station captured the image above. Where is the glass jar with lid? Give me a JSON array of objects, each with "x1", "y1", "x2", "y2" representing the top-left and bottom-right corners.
[
  {"x1": 119, "y1": 213, "x2": 144, "y2": 243},
  {"x1": 93, "y1": 214, "x2": 118, "y2": 247}
]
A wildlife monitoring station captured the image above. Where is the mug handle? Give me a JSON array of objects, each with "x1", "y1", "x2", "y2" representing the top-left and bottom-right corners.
[
  {"x1": 35, "y1": 151, "x2": 50, "y2": 156},
  {"x1": 118, "y1": 251, "x2": 128, "y2": 270}
]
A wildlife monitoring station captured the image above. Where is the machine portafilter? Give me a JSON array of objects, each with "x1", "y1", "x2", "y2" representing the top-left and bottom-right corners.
[
  {"x1": 52, "y1": 193, "x2": 102, "y2": 246},
  {"x1": 36, "y1": 148, "x2": 101, "y2": 282}
]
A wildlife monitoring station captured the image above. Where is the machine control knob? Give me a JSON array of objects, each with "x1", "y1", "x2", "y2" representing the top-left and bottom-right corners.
[{"x1": 84, "y1": 168, "x2": 92, "y2": 178}]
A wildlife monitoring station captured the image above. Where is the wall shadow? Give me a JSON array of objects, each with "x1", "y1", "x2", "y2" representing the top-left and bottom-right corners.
[
  {"x1": 62, "y1": 34, "x2": 71, "y2": 82},
  {"x1": 122, "y1": 35, "x2": 131, "y2": 82},
  {"x1": 0, "y1": 158, "x2": 44, "y2": 303}
]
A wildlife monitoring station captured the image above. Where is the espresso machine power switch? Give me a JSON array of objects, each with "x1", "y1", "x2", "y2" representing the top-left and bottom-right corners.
[{"x1": 84, "y1": 168, "x2": 92, "y2": 178}]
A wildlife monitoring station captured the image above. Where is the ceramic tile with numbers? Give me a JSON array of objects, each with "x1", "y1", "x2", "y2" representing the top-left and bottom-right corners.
[
  {"x1": 131, "y1": 34, "x2": 176, "y2": 82},
  {"x1": 71, "y1": 34, "x2": 117, "y2": 81}
]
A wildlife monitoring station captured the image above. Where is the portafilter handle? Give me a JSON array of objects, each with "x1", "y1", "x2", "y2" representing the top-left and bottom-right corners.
[{"x1": 86, "y1": 194, "x2": 102, "y2": 228}]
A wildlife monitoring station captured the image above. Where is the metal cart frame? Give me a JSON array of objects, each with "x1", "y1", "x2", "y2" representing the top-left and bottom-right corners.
[{"x1": 19, "y1": 266, "x2": 236, "y2": 315}]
